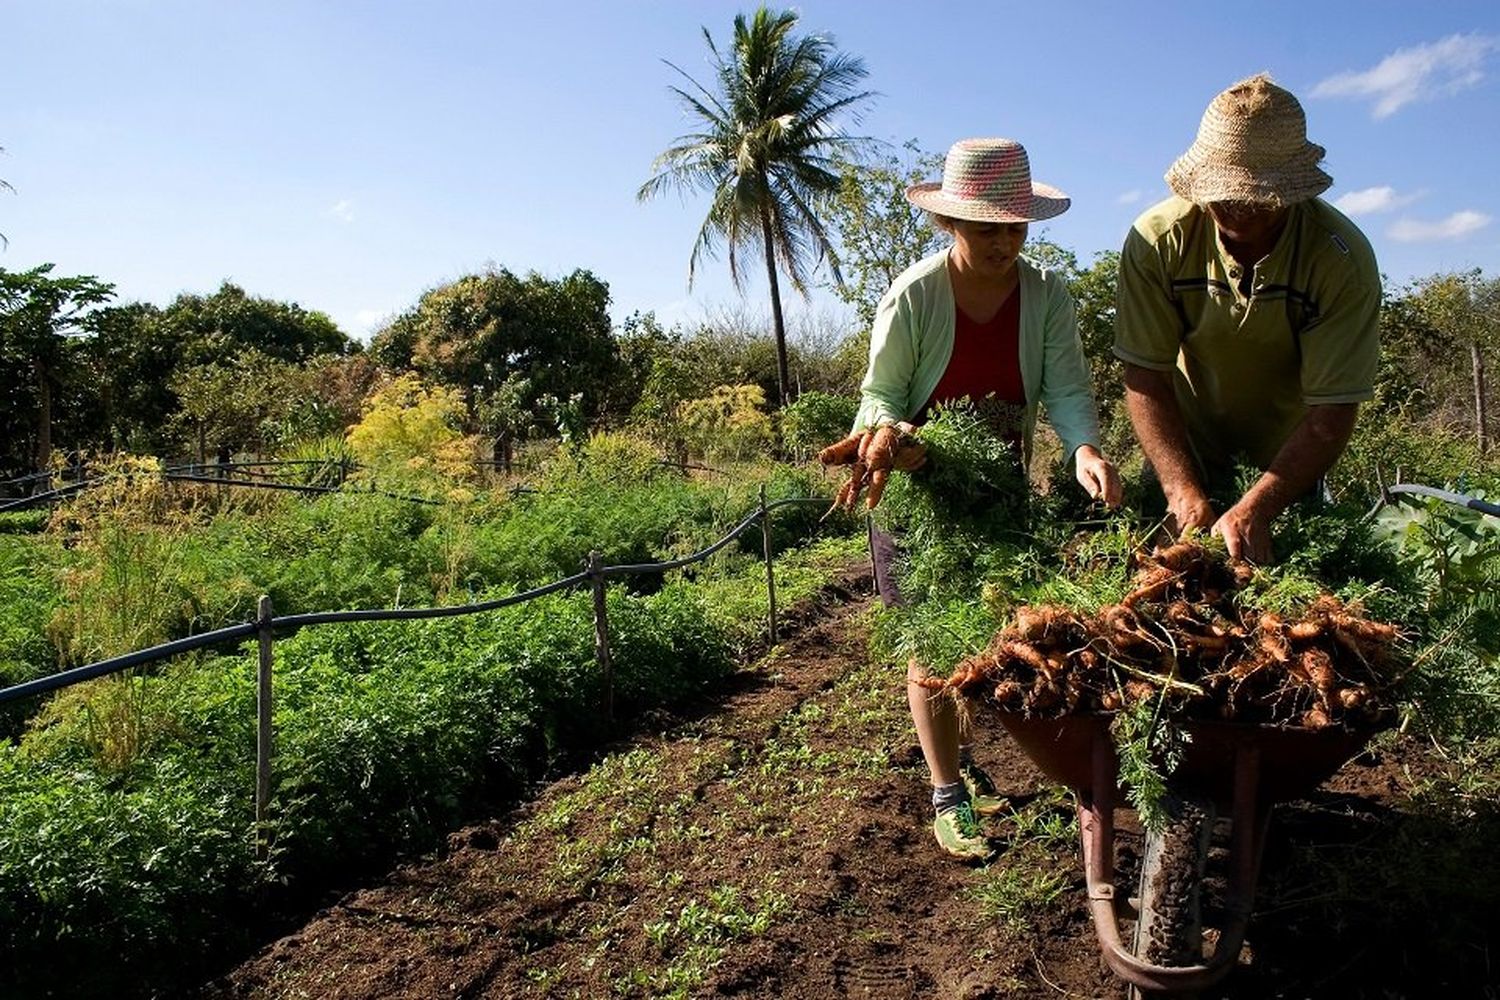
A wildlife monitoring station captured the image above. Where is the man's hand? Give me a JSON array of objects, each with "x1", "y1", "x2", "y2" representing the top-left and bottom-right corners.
[
  {"x1": 1213, "y1": 497, "x2": 1273, "y2": 563},
  {"x1": 1165, "y1": 487, "x2": 1216, "y2": 538},
  {"x1": 1073, "y1": 445, "x2": 1122, "y2": 507}
]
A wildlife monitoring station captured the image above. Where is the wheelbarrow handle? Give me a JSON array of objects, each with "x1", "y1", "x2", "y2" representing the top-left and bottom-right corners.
[{"x1": 1383, "y1": 483, "x2": 1500, "y2": 518}]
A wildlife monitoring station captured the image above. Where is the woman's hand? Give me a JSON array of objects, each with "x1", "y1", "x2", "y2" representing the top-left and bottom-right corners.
[
  {"x1": 819, "y1": 422, "x2": 927, "y2": 512},
  {"x1": 1073, "y1": 445, "x2": 1122, "y2": 507}
]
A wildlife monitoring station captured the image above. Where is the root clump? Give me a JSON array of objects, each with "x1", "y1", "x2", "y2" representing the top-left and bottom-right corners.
[{"x1": 922, "y1": 538, "x2": 1403, "y2": 731}]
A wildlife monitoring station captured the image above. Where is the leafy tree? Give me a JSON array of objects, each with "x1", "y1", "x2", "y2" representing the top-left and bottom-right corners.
[
  {"x1": 639, "y1": 6, "x2": 874, "y2": 405},
  {"x1": 823, "y1": 143, "x2": 945, "y2": 328},
  {"x1": 608, "y1": 311, "x2": 677, "y2": 425},
  {"x1": 1069, "y1": 251, "x2": 1123, "y2": 437},
  {"x1": 74, "y1": 302, "x2": 179, "y2": 455},
  {"x1": 1400, "y1": 270, "x2": 1499, "y2": 452},
  {"x1": 169, "y1": 348, "x2": 304, "y2": 461},
  {"x1": 370, "y1": 267, "x2": 619, "y2": 443},
  {"x1": 159, "y1": 280, "x2": 353, "y2": 365},
  {"x1": 0, "y1": 265, "x2": 114, "y2": 476},
  {"x1": 287, "y1": 353, "x2": 384, "y2": 445},
  {"x1": 780, "y1": 389, "x2": 856, "y2": 459}
]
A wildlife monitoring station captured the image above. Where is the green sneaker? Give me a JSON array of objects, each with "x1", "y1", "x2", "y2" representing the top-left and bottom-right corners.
[
  {"x1": 960, "y1": 762, "x2": 1005, "y2": 816},
  {"x1": 933, "y1": 801, "x2": 993, "y2": 860}
]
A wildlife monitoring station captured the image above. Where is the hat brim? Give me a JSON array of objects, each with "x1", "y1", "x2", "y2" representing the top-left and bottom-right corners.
[
  {"x1": 1165, "y1": 143, "x2": 1331, "y2": 207},
  {"x1": 905, "y1": 180, "x2": 1070, "y2": 223}
]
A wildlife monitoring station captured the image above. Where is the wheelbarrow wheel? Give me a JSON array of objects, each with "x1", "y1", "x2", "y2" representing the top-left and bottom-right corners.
[{"x1": 1128, "y1": 790, "x2": 1215, "y2": 998}]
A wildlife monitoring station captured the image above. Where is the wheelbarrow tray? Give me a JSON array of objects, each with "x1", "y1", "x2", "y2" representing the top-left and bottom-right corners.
[
  {"x1": 997, "y1": 710, "x2": 1371, "y2": 810},
  {"x1": 993, "y1": 709, "x2": 1378, "y2": 993}
]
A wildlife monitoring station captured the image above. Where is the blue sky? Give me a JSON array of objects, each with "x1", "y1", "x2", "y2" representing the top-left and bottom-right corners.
[{"x1": 4, "y1": 1, "x2": 1498, "y2": 342}]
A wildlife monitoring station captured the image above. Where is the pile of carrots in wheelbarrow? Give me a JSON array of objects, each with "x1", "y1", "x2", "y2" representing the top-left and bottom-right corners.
[{"x1": 916, "y1": 536, "x2": 1402, "y2": 731}]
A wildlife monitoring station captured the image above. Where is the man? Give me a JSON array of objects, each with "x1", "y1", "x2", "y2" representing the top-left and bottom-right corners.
[{"x1": 1114, "y1": 74, "x2": 1380, "y2": 562}]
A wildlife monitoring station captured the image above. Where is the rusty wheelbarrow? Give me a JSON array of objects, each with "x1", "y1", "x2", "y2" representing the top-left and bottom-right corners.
[{"x1": 997, "y1": 711, "x2": 1376, "y2": 996}]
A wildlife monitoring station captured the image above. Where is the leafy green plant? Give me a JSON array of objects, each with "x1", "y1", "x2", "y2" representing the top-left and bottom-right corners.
[
  {"x1": 677, "y1": 384, "x2": 776, "y2": 462},
  {"x1": 1110, "y1": 696, "x2": 1192, "y2": 832},
  {"x1": 779, "y1": 390, "x2": 856, "y2": 460}
]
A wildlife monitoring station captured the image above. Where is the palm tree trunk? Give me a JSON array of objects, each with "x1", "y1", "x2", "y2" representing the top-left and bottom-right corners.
[
  {"x1": 35, "y1": 358, "x2": 52, "y2": 474},
  {"x1": 759, "y1": 205, "x2": 791, "y2": 406}
]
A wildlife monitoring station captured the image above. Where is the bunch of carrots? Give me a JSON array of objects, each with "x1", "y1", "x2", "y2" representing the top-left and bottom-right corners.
[
  {"x1": 918, "y1": 538, "x2": 1402, "y2": 731},
  {"x1": 817, "y1": 422, "x2": 928, "y2": 513}
]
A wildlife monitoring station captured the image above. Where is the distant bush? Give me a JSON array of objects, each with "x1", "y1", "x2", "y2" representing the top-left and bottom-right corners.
[{"x1": 779, "y1": 390, "x2": 856, "y2": 460}]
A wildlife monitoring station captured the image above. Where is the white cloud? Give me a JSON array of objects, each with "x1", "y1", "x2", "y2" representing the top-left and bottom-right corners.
[
  {"x1": 1332, "y1": 185, "x2": 1422, "y2": 216},
  {"x1": 1115, "y1": 189, "x2": 1143, "y2": 206},
  {"x1": 327, "y1": 199, "x2": 356, "y2": 223},
  {"x1": 1312, "y1": 33, "x2": 1500, "y2": 118},
  {"x1": 1387, "y1": 210, "x2": 1491, "y2": 242}
]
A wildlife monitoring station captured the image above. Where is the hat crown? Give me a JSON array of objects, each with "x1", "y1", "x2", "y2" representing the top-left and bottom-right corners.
[
  {"x1": 940, "y1": 138, "x2": 1035, "y2": 215},
  {"x1": 1164, "y1": 73, "x2": 1331, "y2": 208},
  {"x1": 1196, "y1": 75, "x2": 1311, "y2": 167}
]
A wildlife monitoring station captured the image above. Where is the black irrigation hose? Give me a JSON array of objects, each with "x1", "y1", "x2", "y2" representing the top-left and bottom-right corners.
[
  {"x1": 0, "y1": 624, "x2": 259, "y2": 704},
  {"x1": 0, "y1": 471, "x2": 442, "y2": 510}
]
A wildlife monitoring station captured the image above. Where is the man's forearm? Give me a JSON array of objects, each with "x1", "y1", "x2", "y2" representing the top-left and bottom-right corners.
[
  {"x1": 1239, "y1": 403, "x2": 1359, "y2": 521},
  {"x1": 1123, "y1": 364, "x2": 1203, "y2": 502}
]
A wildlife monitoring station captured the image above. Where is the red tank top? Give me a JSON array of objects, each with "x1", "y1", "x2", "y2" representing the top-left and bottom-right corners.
[{"x1": 921, "y1": 287, "x2": 1026, "y2": 444}]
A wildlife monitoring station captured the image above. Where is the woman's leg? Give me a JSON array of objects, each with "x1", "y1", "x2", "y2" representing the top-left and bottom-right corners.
[{"x1": 907, "y1": 659, "x2": 961, "y2": 787}]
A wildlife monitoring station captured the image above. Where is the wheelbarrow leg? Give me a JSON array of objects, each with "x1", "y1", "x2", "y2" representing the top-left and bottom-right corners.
[{"x1": 1077, "y1": 726, "x2": 1271, "y2": 995}]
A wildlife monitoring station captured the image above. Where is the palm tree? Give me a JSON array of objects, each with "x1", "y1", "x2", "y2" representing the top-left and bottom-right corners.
[{"x1": 639, "y1": 7, "x2": 873, "y2": 405}]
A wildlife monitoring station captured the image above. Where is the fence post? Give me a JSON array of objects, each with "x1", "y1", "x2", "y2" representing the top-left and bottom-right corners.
[
  {"x1": 760, "y1": 485, "x2": 778, "y2": 643},
  {"x1": 1473, "y1": 341, "x2": 1489, "y2": 454},
  {"x1": 588, "y1": 550, "x2": 614, "y2": 724},
  {"x1": 255, "y1": 594, "x2": 274, "y2": 862}
]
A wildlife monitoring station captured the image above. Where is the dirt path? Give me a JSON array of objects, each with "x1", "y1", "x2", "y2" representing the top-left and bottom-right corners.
[{"x1": 207, "y1": 572, "x2": 1499, "y2": 999}]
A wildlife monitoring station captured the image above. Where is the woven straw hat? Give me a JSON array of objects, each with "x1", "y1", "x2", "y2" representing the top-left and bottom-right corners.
[
  {"x1": 1166, "y1": 73, "x2": 1332, "y2": 207},
  {"x1": 906, "y1": 138, "x2": 1069, "y2": 223}
]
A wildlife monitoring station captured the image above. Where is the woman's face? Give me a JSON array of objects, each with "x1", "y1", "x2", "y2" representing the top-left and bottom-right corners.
[{"x1": 949, "y1": 219, "x2": 1028, "y2": 281}]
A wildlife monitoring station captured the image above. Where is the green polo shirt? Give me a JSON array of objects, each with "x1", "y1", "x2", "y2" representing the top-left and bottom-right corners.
[{"x1": 1113, "y1": 196, "x2": 1380, "y2": 480}]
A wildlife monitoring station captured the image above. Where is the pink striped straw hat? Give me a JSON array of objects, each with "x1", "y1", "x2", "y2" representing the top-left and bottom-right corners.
[{"x1": 905, "y1": 138, "x2": 1070, "y2": 223}]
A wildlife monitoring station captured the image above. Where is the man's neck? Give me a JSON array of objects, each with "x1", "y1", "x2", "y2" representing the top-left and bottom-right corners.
[{"x1": 1217, "y1": 211, "x2": 1290, "y2": 271}]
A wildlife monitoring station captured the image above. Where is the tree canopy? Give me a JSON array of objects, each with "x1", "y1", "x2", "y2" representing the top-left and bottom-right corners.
[{"x1": 369, "y1": 267, "x2": 620, "y2": 440}]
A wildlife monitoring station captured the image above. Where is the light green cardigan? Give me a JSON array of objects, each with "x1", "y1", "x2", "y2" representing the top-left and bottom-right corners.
[{"x1": 853, "y1": 248, "x2": 1103, "y2": 465}]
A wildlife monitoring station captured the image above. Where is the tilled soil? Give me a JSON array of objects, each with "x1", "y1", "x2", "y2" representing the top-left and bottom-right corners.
[{"x1": 206, "y1": 570, "x2": 1500, "y2": 1000}]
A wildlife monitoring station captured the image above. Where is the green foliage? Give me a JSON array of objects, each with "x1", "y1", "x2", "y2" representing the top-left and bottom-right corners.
[
  {"x1": 1335, "y1": 415, "x2": 1491, "y2": 499},
  {"x1": 0, "y1": 530, "x2": 805, "y2": 994},
  {"x1": 677, "y1": 384, "x2": 776, "y2": 462},
  {"x1": 0, "y1": 535, "x2": 59, "y2": 734},
  {"x1": 158, "y1": 280, "x2": 351, "y2": 364},
  {"x1": 779, "y1": 389, "x2": 856, "y2": 460},
  {"x1": 1110, "y1": 698, "x2": 1191, "y2": 832},
  {"x1": 0, "y1": 264, "x2": 115, "y2": 478},
  {"x1": 44, "y1": 456, "x2": 247, "y2": 667},
  {"x1": 345, "y1": 373, "x2": 476, "y2": 486},
  {"x1": 369, "y1": 266, "x2": 619, "y2": 435},
  {"x1": 873, "y1": 404, "x2": 1032, "y2": 606},
  {"x1": 1369, "y1": 494, "x2": 1500, "y2": 740},
  {"x1": 169, "y1": 347, "x2": 309, "y2": 458},
  {"x1": 822, "y1": 143, "x2": 945, "y2": 328}
]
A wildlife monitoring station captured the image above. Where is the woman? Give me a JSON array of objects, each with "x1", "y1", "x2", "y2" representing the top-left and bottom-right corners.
[{"x1": 855, "y1": 137, "x2": 1121, "y2": 860}]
